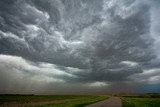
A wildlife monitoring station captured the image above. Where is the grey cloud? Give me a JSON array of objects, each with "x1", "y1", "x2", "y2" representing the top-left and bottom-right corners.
[
  {"x1": 0, "y1": 0, "x2": 160, "y2": 93},
  {"x1": 0, "y1": 54, "x2": 112, "y2": 94}
]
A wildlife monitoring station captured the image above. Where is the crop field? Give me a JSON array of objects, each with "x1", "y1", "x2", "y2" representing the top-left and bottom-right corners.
[
  {"x1": 0, "y1": 95, "x2": 108, "y2": 107},
  {"x1": 120, "y1": 94, "x2": 160, "y2": 107}
]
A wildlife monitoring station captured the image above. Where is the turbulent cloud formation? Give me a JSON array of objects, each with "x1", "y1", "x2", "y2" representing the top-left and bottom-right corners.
[{"x1": 0, "y1": 0, "x2": 160, "y2": 94}]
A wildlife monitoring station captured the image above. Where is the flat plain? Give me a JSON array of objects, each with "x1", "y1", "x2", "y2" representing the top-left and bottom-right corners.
[
  {"x1": 0, "y1": 94, "x2": 160, "y2": 107},
  {"x1": 0, "y1": 95, "x2": 108, "y2": 107},
  {"x1": 119, "y1": 94, "x2": 160, "y2": 107}
]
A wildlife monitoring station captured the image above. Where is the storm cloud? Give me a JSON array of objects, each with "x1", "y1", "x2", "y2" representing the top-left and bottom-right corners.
[{"x1": 0, "y1": 0, "x2": 160, "y2": 94}]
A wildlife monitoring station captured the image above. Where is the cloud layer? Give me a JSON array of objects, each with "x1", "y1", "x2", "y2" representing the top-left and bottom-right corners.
[{"x1": 0, "y1": 0, "x2": 160, "y2": 94}]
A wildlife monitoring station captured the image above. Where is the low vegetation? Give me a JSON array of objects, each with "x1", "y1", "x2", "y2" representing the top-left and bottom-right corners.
[
  {"x1": 0, "y1": 94, "x2": 108, "y2": 107},
  {"x1": 42, "y1": 95, "x2": 107, "y2": 107},
  {"x1": 120, "y1": 94, "x2": 160, "y2": 107},
  {"x1": 1, "y1": 94, "x2": 160, "y2": 107}
]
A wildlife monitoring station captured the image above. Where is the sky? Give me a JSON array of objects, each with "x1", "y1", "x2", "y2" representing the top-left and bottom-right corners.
[{"x1": 0, "y1": 0, "x2": 160, "y2": 94}]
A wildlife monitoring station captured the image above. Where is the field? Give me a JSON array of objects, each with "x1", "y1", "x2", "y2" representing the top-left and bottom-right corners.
[
  {"x1": 0, "y1": 95, "x2": 108, "y2": 107},
  {"x1": 120, "y1": 94, "x2": 160, "y2": 107},
  {"x1": 1, "y1": 94, "x2": 160, "y2": 107}
]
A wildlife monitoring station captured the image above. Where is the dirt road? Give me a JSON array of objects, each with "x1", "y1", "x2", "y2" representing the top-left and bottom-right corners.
[{"x1": 86, "y1": 97, "x2": 122, "y2": 107}]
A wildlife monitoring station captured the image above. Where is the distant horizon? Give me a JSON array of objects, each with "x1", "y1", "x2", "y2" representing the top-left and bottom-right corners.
[{"x1": 0, "y1": 92, "x2": 160, "y2": 96}]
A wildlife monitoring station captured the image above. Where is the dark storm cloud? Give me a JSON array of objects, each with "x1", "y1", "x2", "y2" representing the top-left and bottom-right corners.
[{"x1": 0, "y1": 0, "x2": 160, "y2": 94}]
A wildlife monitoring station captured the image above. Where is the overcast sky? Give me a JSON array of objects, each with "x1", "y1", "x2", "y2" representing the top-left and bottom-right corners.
[{"x1": 0, "y1": 0, "x2": 160, "y2": 94}]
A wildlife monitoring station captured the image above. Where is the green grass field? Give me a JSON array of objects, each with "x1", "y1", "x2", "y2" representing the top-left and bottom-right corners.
[
  {"x1": 42, "y1": 95, "x2": 107, "y2": 107},
  {"x1": 1, "y1": 94, "x2": 160, "y2": 107},
  {"x1": 120, "y1": 94, "x2": 160, "y2": 107},
  {"x1": 0, "y1": 95, "x2": 108, "y2": 107}
]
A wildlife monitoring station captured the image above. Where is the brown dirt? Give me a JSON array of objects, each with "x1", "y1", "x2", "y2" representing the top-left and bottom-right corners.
[{"x1": 85, "y1": 97, "x2": 122, "y2": 107}]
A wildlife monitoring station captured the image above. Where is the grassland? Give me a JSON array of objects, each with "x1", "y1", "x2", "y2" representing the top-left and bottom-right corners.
[
  {"x1": 1, "y1": 94, "x2": 160, "y2": 107},
  {"x1": 0, "y1": 95, "x2": 108, "y2": 107},
  {"x1": 120, "y1": 94, "x2": 160, "y2": 107},
  {"x1": 41, "y1": 95, "x2": 107, "y2": 107}
]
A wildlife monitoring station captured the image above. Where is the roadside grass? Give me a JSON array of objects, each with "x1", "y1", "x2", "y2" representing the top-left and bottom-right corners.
[
  {"x1": 38, "y1": 95, "x2": 108, "y2": 107},
  {"x1": 120, "y1": 95, "x2": 160, "y2": 107},
  {"x1": 0, "y1": 95, "x2": 108, "y2": 107},
  {"x1": 0, "y1": 95, "x2": 93, "y2": 103}
]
